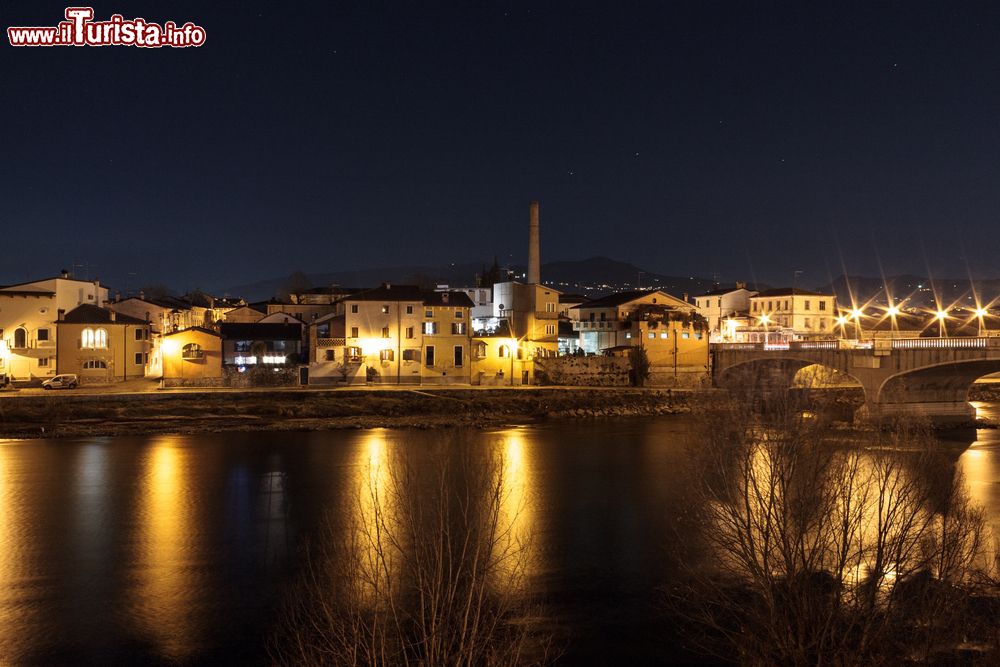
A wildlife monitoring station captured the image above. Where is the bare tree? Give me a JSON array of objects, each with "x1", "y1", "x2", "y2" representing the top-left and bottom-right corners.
[
  {"x1": 271, "y1": 433, "x2": 557, "y2": 666},
  {"x1": 669, "y1": 390, "x2": 992, "y2": 666}
]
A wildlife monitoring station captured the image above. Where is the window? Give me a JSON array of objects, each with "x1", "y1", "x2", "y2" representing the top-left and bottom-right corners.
[
  {"x1": 351, "y1": 304, "x2": 359, "y2": 313},
  {"x1": 625, "y1": 332, "x2": 632, "y2": 339},
  {"x1": 13, "y1": 328, "x2": 27, "y2": 348},
  {"x1": 474, "y1": 342, "x2": 487, "y2": 358},
  {"x1": 498, "y1": 345, "x2": 510, "y2": 358},
  {"x1": 381, "y1": 305, "x2": 389, "y2": 314},
  {"x1": 380, "y1": 349, "x2": 394, "y2": 361},
  {"x1": 135, "y1": 352, "x2": 144, "y2": 365},
  {"x1": 717, "y1": 298, "x2": 722, "y2": 308},
  {"x1": 324, "y1": 349, "x2": 334, "y2": 361},
  {"x1": 351, "y1": 327, "x2": 359, "y2": 338},
  {"x1": 347, "y1": 346, "x2": 362, "y2": 361},
  {"x1": 452, "y1": 322, "x2": 466, "y2": 335},
  {"x1": 423, "y1": 322, "x2": 438, "y2": 335},
  {"x1": 454, "y1": 345, "x2": 463, "y2": 367},
  {"x1": 545, "y1": 302, "x2": 555, "y2": 313},
  {"x1": 455, "y1": 310, "x2": 462, "y2": 319},
  {"x1": 182, "y1": 343, "x2": 203, "y2": 359},
  {"x1": 38, "y1": 357, "x2": 49, "y2": 367},
  {"x1": 405, "y1": 326, "x2": 414, "y2": 339},
  {"x1": 545, "y1": 324, "x2": 555, "y2": 335},
  {"x1": 82, "y1": 360, "x2": 107, "y2": 369},
  {"x1": 37, "y1": 328, "x2": 50, "y2": 342},
  {"x1": 819, "y1": 301, "x2": 827, "y2": 311},
  {"x1": 600, "y1": 312, "x2": 606, "y2": 321},
  {"x1": 805, "y1": 317, "x2": 812, "y2": 328},
  {"x1": 805, "y1": 300, "x2": 811, "y2": 311},
  {"x1": 381, "y1": 327, "x2": 390, "y2": 338},
  {"x1": 425, "y1": 345, "x2": 435, "y2": 367},
  {"x1": 516, "y1": 347, "x2": 524, "y2": 360},
  {"x1": 660, "y1": 332, "x2": 668, "y2": 339},
  {"x1": 406, "y1": 305, "x2": 413, "y2": 315},
  {"x1": 134, "y1": 328, "x2": 143, "y2": 341},
  {"x1": 81, "y1": 328, "x2": 108, "y2": 349},
  {"x1": 682, "y1": 332, "x2": 690, "y2": 339},
  {"x1": 425, "y1": 309, "x2": 433, "y2": 318},
  {"x1": 648, "y1": 332, "x2": 655, "y2": 339},
  {"x1": 403, "y1": 349, "x2": 420, "y2": 362},
  {"x1": 696, "y1": 332, "x2": 703, "y2": 340}
]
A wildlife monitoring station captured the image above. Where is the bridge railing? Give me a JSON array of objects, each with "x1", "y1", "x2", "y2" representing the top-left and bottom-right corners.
[{"x1": 713, "y1": 337, "x2": 1000, "y2": 352}]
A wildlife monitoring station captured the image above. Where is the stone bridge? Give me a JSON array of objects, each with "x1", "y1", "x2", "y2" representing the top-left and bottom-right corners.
[{"x1": 712, "y1": 337, "x2": 1000, "y2": 423}]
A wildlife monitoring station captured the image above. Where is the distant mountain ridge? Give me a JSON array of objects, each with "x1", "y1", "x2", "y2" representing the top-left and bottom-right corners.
[{"x1": 220, "y1": 256, "x2": 729, "y2": 302}]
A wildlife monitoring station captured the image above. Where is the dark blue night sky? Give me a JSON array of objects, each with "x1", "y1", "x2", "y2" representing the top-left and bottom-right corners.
[{"x1": 4, "y1": 1, "x2": 1000, "y2": 292}]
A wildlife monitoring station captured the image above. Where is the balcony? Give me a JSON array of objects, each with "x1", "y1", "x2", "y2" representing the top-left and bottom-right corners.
[{"x1": 316, "y1": 337, "x2": 345, "y2": 348}]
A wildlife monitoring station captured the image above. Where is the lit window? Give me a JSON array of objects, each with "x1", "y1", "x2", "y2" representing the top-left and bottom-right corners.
[
  {"x1": 381, "y1": 305, "x2": 390, "y2": 314},
  {"x1": 474, "y1": 342, "x2": 487, "y2": 358},
  {"x1": 625, "y1": 332, "x2": 632, "y2": 339},
  {"x1": 82, "y1": 359, "x2": 107, "y2": 369},
  {"x1": 423, "y1": 322, "x2": 438, "y2": 335},
  {"x1": 648, "y1": 332, "x2": 655, "y2": 339},
  {"x1": 452, "y1": 322, "x2": 466, "y2": 335},
  {"x1": 498, "y1": 345, "x2": 510, "y2": 358},
  {"x1": 660, "y1": 332, "x2": 668, "y2": 339},
  {"x1": 380, "y1": 349, "x2": 394, "y2": 361},
  {"x1": 382, "y1": 327, "x2": 390, "y2": 338},
  {"x1": 81, "y1": 328, "x2": 108, "y2": 349},
  {"x1": 346, "y1": 346, "x2": 362, "y2": 361},
  {"x1": 682, "y1": 332, "x2": 690, "y2": 339}
]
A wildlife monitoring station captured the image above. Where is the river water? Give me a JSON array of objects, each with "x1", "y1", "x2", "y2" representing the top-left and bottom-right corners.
[{"x1": 2, "y1": 405, "x2": 1000, "y2": 665}]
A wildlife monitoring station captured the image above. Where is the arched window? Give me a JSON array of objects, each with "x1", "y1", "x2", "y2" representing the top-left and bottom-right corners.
[
  {"x1": 182, "y1": 343, "x2": 203, "y2": 359},
  {"x1": 81, "y1": 328, "x2": 108, "y2": 349},
  {"x1": 498, "y1": 345, "x2": 510, "y2": 358},
  {"x1": 82, "y1": 360, "x2": 108, "y2": 370},
  {"x1": 13, "y1": 328, "x2": 27, "y2": 349}
]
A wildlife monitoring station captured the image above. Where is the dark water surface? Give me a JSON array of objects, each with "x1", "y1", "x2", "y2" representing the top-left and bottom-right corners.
[{"x1": 2, "y1": 408, "x2": 999, "y2": 665}]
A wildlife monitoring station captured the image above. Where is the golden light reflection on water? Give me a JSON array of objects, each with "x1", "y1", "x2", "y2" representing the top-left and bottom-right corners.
[
  {"x1": 0, "y1": 444, "x2": 37, "y2": 660},
  {"x1": 495, "y1": 430, "x2": 540, "y2": 588},
  {"x1": 131, "y1": 437, "x2": 202, "y2": 661},
  {"x1": 351, "y1": 431, "x2": 399, "y2": 599}
]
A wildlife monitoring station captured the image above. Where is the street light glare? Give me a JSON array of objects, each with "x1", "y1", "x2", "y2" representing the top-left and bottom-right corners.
[
  {"x1": 851, "y1": 308, "x2": 863, "y2": 318},
  {"x1": 936, "y1": 310, "x2": 948, "y2": 320},
  {"x1": 887, "y1": 305, "x2": 899, "y2": 316},
  {"x1": 836, "y1": 316, "x2": 847, "y2": 325},
  {"x1": 975, "y1": 307, "x2": 988, "y2": 318}
]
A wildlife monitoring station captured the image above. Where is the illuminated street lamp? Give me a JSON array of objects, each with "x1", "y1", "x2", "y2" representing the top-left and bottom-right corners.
[
  {"x1": 835, "y1": 314, "x2": 848, "y2": 339},
  {"x1": 935, "y1": 310, "x2": 948, "y2": 338},
  {"x1": 851, "y1": 308, "x2": 863, "y2": 341},
  {"x1": 975, "y1": 307, "x2": 988, "y2": 336},
  {"x1": 759, "y1": 313, "x2": 770, "y2": 345}
]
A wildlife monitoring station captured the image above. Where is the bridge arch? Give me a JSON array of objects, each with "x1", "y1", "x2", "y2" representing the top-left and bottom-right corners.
[
  {"x1": 715, "y1": 355, "x2": 863, "y2": 396},
  {"x1": 875, "y1": 359, "x2": 1000, "y2": 408}
]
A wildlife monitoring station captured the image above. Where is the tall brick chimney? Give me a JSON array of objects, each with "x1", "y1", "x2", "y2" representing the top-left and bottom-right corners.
[{"x1": 527, "y1": 200, "x2": 540, "y2": 284}]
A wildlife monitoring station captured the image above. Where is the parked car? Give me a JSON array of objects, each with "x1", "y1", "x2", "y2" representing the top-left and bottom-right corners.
[{"x1": 42, "y1": 374, "x2": 78, "y2": 390}]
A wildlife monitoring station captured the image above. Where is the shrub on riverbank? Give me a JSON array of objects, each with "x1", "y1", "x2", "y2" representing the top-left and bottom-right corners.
[{"x1": 669, "y1": 389, "x2": 999, "y2": 666}]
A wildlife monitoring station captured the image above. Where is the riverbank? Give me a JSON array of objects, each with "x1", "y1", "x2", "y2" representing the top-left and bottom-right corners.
[{"x1": 0, "y1": 388, "x2": 695, "y2": 440}]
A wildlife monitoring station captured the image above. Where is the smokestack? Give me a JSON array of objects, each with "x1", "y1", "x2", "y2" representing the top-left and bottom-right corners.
[{"x1": 527, "y1": 200, "x2": 540, "y2": 284}]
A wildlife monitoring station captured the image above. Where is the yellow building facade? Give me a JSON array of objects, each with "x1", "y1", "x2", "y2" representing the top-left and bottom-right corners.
[
  {"x1": 160, "y1": 327, "x2": 223, "y2": 387},
  {"x1": 56, "y1": 305, "x2": 151, "y2": 383}
]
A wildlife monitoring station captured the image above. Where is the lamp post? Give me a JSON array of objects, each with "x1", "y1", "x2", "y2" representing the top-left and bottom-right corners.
[{"x1": 975, "y1": 307, "x2": 987, "y2": 337}]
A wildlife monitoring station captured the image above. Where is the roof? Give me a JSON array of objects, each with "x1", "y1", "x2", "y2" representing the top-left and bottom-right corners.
[
  {"x1": 219, "y1": 322, "x2": 302, "y2": 341},
  {"x1": 1, "y1": 275, "x2": 102, "y2": 289},
  {"x1": 343, "y1": 284, "x2": 475, "y2": 307},
  {"x1": 559, "y1": 293, "x2": 588, "y2": 303},
  {"x1": 697, "y1": 286, "x2": 756, "y2": 297},
  {"x1": 577, "y1": 289, "x2": 690, "y2": 310},
  {"x1": 0, "y1": 288, "x2": 56, "y2": 297},
  {"x1": 61, "y1": 304, "x2": 147, "y2": 325},
  {"x1": 227, "y1": 304, "x2": 266, "y2": 314},
  {"x1": 423, "y1": 291, "x2": 475, "y2": 308},
  {"x1": 755, "y1": 288, "x2": 830, "y2": 297},
  {"x1": 162, "y1": 326, "x2": 220, "y2": 338}
]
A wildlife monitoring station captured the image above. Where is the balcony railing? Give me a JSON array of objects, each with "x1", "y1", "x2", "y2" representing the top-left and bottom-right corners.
[
  {"x1": 316, "y1": 337, "x2": 345, "y2": 347},
  {"x1": 713, "y1": 337, "x2": 999, "y2": 351}
]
